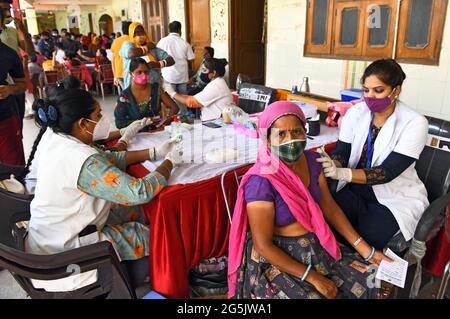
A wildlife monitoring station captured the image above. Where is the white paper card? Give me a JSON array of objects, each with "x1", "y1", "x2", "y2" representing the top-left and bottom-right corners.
[
  {"x1": 375, "y1": 248, "x2": 409, "y2": 288},
  {"x1": 141, "y1": 55, "x2": 150, "y2": 63}
]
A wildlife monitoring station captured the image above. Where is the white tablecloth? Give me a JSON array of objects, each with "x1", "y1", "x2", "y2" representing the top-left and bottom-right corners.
[{"x1": 127, "y1": 121, "x2": 339, "y2": 186}]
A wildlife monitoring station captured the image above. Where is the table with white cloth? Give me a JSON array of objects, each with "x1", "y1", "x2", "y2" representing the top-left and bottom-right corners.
[{"x1": 125, "y1": 120, "x2": 339, "y2": 298}]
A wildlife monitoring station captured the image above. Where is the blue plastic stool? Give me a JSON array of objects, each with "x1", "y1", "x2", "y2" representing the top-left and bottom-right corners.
[{"x1": 142, "y1": 291, "x2": 166, "y2": 299}]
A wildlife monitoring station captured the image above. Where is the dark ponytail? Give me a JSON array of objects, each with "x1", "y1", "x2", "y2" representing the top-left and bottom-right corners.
[
  {"x1": 204, "y1": 57, "x2": 228, "y2": 77},
  {"x1": 20, "y1": 89, "x2": 97, "y2": 180}
]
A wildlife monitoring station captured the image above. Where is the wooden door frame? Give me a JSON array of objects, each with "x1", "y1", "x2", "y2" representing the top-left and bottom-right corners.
[
  {"x1": 184, "y1": 0, "x2": 211, "y2": 44},
  {"x1": 185, "y1": 0, "x2": 211, "y2": 71},
  {"x1": 228, "y1": 0, "x2": 267, "y2": 89}
]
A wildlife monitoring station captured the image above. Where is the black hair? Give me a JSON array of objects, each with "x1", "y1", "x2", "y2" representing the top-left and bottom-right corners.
[
  {"x1": 81, "y1": 44, "x2": 88, "y2": 51},
  {"x1": 29, "y1": 55, "x2": 37, "y2": 63},
  {"x1": 64, "y1": 50, "x2": 77, "y2": 60},
  {"x1": 53, "y1": 75, "x2": 81, "y2": 91},
  {"x1": 105, "y1": 42, "x2": 111, "y2": 50},
  {"x1": 111, "y1": 32, "x2": 116, "y2": 37},
  {"x1": 55, "y1": 42, "x2": 63, "y2": 49},
  {"x1": 130, "y1": 57, "x2": 149, "y2": 72},
  {"x1": 21, "y1": 89, "x2": 96, "y2": 180},
  {"x1": 122, "y1": 21, "x2": 132, "y2": 35},
  {"x1": 204, "y1": 46, "x2": 214, "y2": 58},
  {"x1": 98, "y1": 48, "x2": 107, "y2": 58},
  {"x1": 0, "y1": 0, "x2": 13, "y2": 4},
  {"x1": 41, "y1": 31, "x2": 50, "y2": 37},
  {"x1": 204, "y1": 57, "x2": 228, "y2": 77},
  {"x1": 361, "y1": 59, "x2": 406, "y2": 89},
  {"x1": 52, "y1": 28, "x2": 58, "y2": 33},
  {"x1": 169, "y1": 21, "x2": 182, "y2": 33}
]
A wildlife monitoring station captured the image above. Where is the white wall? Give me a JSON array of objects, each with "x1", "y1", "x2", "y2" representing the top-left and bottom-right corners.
[
  {"x1": 167, "y1": 0, "x2": 187, "y2": 39},
  {"x1": 265, "y1": 0, "x2": 450, "y2": 121}
]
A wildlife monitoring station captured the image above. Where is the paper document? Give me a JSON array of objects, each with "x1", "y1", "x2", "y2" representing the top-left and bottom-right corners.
[
  {"x1": 375, "y1": 248, "x2": 409, "y2": 288},
  {"x1": 141, "y1": 55, "x2": 150, "y2": 63}
]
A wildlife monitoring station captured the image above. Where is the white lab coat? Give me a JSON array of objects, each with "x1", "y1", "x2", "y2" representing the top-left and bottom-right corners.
[
  {"x1": 25, "y1": 132, "x2": 111, "y2": 292},
  {"x1": 337, "y1": 101, "x2": 429, "y2": 241}
]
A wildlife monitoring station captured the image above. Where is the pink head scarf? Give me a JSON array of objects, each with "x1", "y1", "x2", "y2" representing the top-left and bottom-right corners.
[{"x1": 227, "y1": 101, "x2": 342, "y2": 298}]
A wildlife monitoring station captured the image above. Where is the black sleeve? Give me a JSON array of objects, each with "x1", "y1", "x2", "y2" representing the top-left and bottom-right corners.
[
  {"x1": 331, "y1": 139, "x2": 351, "y2": 167},
  {"x1": 364, "y1": 151, "x2": 416, "y2": 186},
  {"x1": 9, "y1": 52, "x2": 25, "y2": 79}
]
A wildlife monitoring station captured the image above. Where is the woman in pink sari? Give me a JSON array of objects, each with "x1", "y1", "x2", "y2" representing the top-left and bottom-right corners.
[{"x1": 228, "y1": 101, "x2": 391, "y2": 299}]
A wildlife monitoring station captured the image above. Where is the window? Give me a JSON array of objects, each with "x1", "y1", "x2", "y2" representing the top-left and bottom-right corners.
[
  {"x1": 304, "y1": 0, "x2": 448, "y2": 65},
  {"x1": 141, "y1": 0, "x2": 169, "y2": 42}
]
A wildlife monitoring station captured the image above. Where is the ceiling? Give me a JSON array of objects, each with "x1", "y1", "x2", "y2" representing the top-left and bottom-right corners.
[{"x1": 20, "y1": 0, "x2": 112, "y2": 10}]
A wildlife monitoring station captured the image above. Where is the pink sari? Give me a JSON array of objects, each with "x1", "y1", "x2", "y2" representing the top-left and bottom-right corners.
[{"x1": 227, "y1": 101, "x2": 342, "y2": 298}]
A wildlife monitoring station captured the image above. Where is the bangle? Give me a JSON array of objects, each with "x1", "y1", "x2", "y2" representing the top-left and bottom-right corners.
[
  {"x1": 363, "y1": 246, "x2": 376, "y2": 262},
  {"x1": 141, "y1": 47, "x2": 147, "y2": 54},
  {"x1": 353, "y1": 236, "x2": 362, "y2": 248},
  {"x1": 301, "y1": 263, "x2": 312, "y2": 282}
]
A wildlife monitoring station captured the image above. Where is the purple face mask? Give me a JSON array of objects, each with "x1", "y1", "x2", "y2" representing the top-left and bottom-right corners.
[{"x1": 364, "y1": 89, "x2": 396, "y2": 113}]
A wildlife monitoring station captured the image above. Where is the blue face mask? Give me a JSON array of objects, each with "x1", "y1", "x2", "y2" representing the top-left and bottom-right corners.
[{"x1": 271, "y1": 139, "x2": 306, "y2": 164}]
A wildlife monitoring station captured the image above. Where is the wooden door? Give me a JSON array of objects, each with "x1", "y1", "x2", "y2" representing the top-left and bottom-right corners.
[
  {"x1": 99, "y1": 14, "x2": 113, "y2": 35},
  {"x1": 229, "y1": 0, "x2": 266, "y2": 88},
  {"x1": 141, "y1": 0, "x2": 169, "y2": 42},
  {"x1": 186, "y1": 0, "x2": 211, "y2": 72},
  {"x1": 88, "y1": 13, "x2": 94, "y2": 34}
]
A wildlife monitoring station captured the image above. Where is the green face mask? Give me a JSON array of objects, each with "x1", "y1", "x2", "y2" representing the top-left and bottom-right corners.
[{"x1": 271, "y1": 139, "x2": 306, "y2": 164}]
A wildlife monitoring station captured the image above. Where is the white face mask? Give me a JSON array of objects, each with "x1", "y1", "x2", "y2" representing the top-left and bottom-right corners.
[{"x1": 85, "y1": 116, "x2": 111, "y2": 141}]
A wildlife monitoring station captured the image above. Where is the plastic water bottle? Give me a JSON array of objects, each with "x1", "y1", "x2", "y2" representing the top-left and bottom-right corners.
[{"x1": 170, "y1": 115, "x2": 182, "y2": 141}]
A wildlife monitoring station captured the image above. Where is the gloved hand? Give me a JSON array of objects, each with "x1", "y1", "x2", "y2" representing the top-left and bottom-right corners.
[
  {"x1": 316, "y1": 148, "x2": 352, "y2": 182},
  {"x1": 164, "y1": 145, "x2": 185, "y2": 166},
  {"x1": 119, "y1": 118, "x2": 153, "y2": 144}
]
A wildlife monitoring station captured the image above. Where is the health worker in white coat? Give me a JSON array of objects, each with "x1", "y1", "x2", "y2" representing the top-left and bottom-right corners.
[
  {"x1": 24, "y1": 88, "x2": 183, "y2": 292},
  {"x1": 317, "y1": 59, "x2": 429, "y2": 251}
]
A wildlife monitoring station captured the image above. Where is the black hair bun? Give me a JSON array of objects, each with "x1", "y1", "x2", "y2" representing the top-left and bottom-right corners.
[{"x1": 219, "y1": 58, "x2": 228, "y2": 67}]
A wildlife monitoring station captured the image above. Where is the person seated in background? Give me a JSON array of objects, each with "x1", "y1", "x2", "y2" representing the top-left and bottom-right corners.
[
  {"x1": 23, "y1": 87, "x2": 182, "y2": 293},
  {"x1": 77, "y1": 44, "x2": 96, "y2": 63},
  {"x1": 41, "y1": 50, "x2": 54, "y2": 72},
  {"x1": 228, "y1": 101, "x2": 392, "y2": 299},
  {"x1": 95, "y1": 48, "x2": 111, "y2": 70},
  {"x1": 168, "y1": 57, "x2": 233, "y2": 122},
  {"x1": 114, "y1": 58, "x2": 179, "y2": 130},
  {"x1": 27, "y1": 54, "x2": 44, "y2": 100},
  {"x1": 63, "y1": 50, "x2": 93, "y2": 89},
  {"x1": 37, "y1": 31, "x2": 54, "y2": 60},
  {"x1": 187, "y1": 46, "x2": 214, "y2": 95},
  {"x1": 52, "y1": 41, "x2": 65, "y2": 66},
  {"x1": 105, "y1": 42, "x2": 113, "y2": 61}
]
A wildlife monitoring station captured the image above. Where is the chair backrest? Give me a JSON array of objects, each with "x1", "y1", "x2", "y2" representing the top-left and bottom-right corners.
[
  {"x1": 0, "y1": 240, "x2": 136, "y2": 299},
  {"x1": 415, "y1": 116, "x2": 450, "y2": 202},
  {"x1": 44, "y1": 71, "x2": 58, "y2": 86},
  {"x1": 99, "y1": 64, "x2": 114, "y2": 82},
  {"x1": 0, "y1": 164, "x2": 33, "y2": 248},
  {"x1": 238, "y1": 83, "x2": 276, "y2": 114},
  {"x1": 0, "y1": 188, "x2": 33, "y2": 248}
]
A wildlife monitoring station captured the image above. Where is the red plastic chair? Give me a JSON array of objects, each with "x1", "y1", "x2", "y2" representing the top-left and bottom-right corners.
[
  {"x1": 96, "y1": 64, "x2": 116, "y2": 100},
  {"x1": 41, "y1": 70, "x2": 59, "y2": 98},
  {"x1": 64, "y1": 65, "x2": 89, "y2": 91}
]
